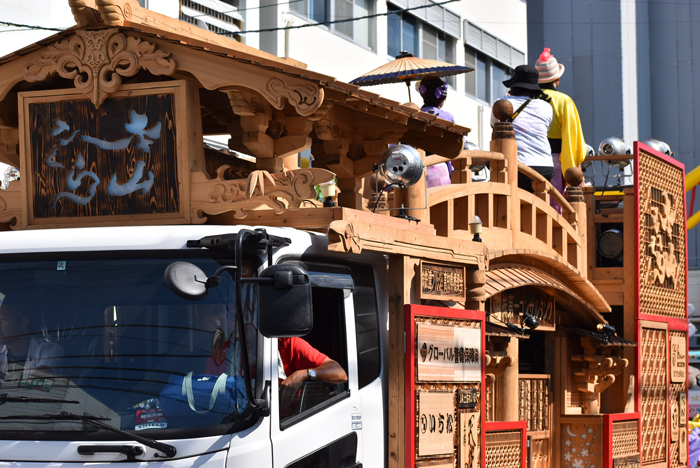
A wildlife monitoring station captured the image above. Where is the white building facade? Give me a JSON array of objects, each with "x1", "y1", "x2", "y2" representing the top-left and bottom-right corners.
[{"x1": 0, "y1": 0, "x2": 528, "y2": 150}]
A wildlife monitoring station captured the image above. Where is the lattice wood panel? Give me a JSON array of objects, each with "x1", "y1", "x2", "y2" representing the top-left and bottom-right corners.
[
  {"x1": 640, "y1": 327, "x2": 667, "y2": 466},
  {"x1": 612, "y1": 420, "x2": 639, "y2": 458},
  {"x1": 485, "y1": 430, "x2": 522, "y2": 468},
  {"x1": 518, "y1": 376, "x2": 550, "y2": 432},
  {"x1": 670, "y1": 330, "x2": 688, "y2": 468},
  {"x1": 638, "y1": 149, "x2": 686, "y2": 319}
]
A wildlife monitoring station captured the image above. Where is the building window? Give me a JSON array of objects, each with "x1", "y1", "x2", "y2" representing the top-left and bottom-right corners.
[
  {"x1": 291, "y1": 0, "x2": 374, "y2": 49},
  {"x1": 388, "y1": 7, "x2": 456, "y2": 86},
  {"x1": 465, "y1": 45, "x2": 512, "y2": 103},
  {"x1": 387, "y1": 7, "x2": 417, "y2": 56}
]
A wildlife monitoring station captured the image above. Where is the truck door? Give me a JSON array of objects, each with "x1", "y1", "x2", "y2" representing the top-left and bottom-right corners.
[{"x1": 270, "y1": 273, "x2": 363, "y2": 468}]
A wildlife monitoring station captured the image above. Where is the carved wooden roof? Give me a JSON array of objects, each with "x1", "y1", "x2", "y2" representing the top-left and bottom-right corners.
[
  {"x1": 0, "y1": 26, "x2": 469, "y2": 142},
  {"x1": 483, "y1": 264, "x2": 609, "y2": 324}
]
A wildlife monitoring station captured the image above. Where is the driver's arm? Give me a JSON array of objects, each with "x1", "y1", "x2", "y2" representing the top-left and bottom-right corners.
[{"x1": 280, "y1": 357, "x2": 347, "y2": 389}]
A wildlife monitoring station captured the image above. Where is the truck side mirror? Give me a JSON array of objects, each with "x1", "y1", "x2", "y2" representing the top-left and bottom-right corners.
[
  {"x1": 258, "y1": 265, "x2": 313, "y2": 338},
  {"x1": 164, "y1": 262, "x2": 210, "y2": 301}
]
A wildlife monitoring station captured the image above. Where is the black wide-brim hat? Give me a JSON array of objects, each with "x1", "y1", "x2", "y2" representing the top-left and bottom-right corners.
[{"x1": 503, "y1": 65, "x2": 541, "y2": 91}]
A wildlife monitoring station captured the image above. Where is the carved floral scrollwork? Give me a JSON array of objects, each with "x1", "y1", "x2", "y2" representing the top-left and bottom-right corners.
[
  {"x1": 264, "y1": 78, "x2": 324, "y2": 117},
  {"x1": 25, "y1": 29, "x2": 176, "y2": 108},
  {"x1": 191, "y1": 167, "x2": 335, "y2": 221},
  {"x1": 342, "y1": 223, "x2": 362, "y2": 254},
  {"x1": 645, "y1": 187, "x2": 681, "y2": 288},
  {"x1": 0, "y1": 185, "x2": 22, "y2": 228}
]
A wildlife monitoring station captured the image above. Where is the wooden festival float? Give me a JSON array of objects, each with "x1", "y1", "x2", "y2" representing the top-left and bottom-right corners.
[{"x1": 0, "y1": 2, "x2": 688, "y2": 468}]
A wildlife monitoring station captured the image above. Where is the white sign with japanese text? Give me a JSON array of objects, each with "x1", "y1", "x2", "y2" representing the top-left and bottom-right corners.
[{"x1": 416, "y1": 322, "x2": 481, "y2": 382}]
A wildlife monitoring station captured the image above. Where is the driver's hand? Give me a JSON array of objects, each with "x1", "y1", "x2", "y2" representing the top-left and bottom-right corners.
[{"x1": 280, "y1": 370, "x2": 307, "y2": 391}]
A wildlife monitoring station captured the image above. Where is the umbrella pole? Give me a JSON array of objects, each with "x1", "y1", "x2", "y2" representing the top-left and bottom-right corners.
[{"x1": 406, "y1": 81, "x2": 412, "y2": 102}]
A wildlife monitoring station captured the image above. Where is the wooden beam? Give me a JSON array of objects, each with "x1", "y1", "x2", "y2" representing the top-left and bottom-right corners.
[
  {"x1": 387, "y1": 255, "x2": 418, "y2": 468},
  {"x1": 328, "y1": 220, "x2": 486, "y2": 266}
]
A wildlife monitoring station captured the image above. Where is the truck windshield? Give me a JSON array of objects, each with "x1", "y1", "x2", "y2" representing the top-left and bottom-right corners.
[{"x1": 0, "y1": 256, "x2": 257, "y2": 438}]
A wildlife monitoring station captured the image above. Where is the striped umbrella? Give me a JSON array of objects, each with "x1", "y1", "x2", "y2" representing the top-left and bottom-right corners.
[{"x1": 349, "y1": 52, "x2": 473, "y2": 101}]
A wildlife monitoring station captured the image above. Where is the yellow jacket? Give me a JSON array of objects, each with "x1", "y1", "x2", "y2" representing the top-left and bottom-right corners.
[{"x1": 542, "y1": 89, "x2": 587, "y2": 177}]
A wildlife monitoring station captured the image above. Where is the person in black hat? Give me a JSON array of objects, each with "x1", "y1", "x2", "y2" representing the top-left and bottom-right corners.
[{"x1": 491, "y1": 65, "x2": 554, "y2": 192}]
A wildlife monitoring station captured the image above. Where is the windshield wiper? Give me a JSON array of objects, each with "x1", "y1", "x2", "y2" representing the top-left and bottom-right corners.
[
  {"x1": 0, "y1": 411, "x2": 177, "y2": 458},
  {"x1": 0, "y1": 394, "x2": 79, "y2": 405}
]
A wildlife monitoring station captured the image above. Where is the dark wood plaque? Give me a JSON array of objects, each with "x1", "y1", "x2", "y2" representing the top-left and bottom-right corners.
[
  {"x1": 420, "y1": 260, "x2": 466, "y2": 301},
  {"x1": 491, "y1": 286, "x2": 555, "y2": 330},
  {"x1": 457, "y1": 388, "x2": 479, "y2": 409},
  {"x1": 20, "y1": 82, "x2": 190, "y2": 227}
]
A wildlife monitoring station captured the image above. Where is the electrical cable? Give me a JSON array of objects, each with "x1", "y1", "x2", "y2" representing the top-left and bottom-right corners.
[
  {"x1": 373, "y1": 183, "x2": 399, "y2": 213},
  {"x1": 187, "y1": 0, "x2": 304, "y2": 17},
  {"x1": 0, "y1": 21, "x2": 65, "y2": 32},
  {"x1": 232, "y1": 0, "x2": 459, "y2": 35}
]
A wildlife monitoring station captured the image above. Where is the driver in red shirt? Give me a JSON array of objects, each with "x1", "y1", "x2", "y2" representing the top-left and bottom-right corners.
[{"x1": 278, "y1": 337, "x2": 347, "y2": 390}]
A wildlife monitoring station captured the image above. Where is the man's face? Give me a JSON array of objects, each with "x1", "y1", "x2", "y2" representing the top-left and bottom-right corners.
[{"x1": 0, "y1": 307, "x2": 27, "y2": 341}]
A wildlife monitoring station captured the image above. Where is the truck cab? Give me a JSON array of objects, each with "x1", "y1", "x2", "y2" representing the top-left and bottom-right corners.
[{"x1": 0, "y1": 225, "x2": 386, "y2": 467}]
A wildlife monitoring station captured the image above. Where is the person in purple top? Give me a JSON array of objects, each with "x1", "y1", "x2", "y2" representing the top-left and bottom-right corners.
[{"x1": 418, "y1": 76, "x2": 455, "y2": 187}]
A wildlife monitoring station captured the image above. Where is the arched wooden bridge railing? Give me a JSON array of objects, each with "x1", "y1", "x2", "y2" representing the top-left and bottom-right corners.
[{"x1": 424, "y1": 144, "x2": 587, "y2": 277}]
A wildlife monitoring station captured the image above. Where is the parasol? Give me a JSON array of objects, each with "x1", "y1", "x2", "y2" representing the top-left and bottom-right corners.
[{"x1": 349, "y1": 51, "x2": 473, "y2": 101}]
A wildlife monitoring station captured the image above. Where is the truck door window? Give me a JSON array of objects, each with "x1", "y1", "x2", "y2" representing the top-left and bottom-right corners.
[{"x1": 278, "y1": 287, "x2": 349, "y2": 424}]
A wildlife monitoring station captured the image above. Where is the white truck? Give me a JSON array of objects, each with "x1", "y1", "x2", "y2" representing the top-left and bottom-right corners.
[{"x1": 0, "y1": 225, "x2": 385, "y2": 467}]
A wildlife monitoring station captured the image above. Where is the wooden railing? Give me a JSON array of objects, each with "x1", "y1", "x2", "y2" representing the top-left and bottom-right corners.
[{"x1": 424, "y1": 143, "x2": 586, "y2": 276}]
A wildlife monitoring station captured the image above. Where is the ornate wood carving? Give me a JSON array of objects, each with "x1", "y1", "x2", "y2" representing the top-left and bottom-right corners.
[
  {"x1": 639, "y1": 326, "x2": 667, "y2": 465},
  {"x1": 69, "y1": 0, "x2": 135, "y2": 27},
  {"x1": 264, "y1": 78, "x2": 324, "y2": 117},
  {"x1": 226, "y1": 89, "x2": 312, "y2": 163},
  {"x1": 562, "y1": 422, "x2": 601, "y2": 468},
  {"x1": 518, "y1": 375, "x2": 550, "y2": 432},
  {"x1": 460, "y1": 412, "x2": 481, "y2": 468},
  {"x1": 484, "y1": 352, "x2": 513, "y2": 385},
  {"x1": 24, "y1": 29, "x2": 176, "y2": 108},
  {"x1": 190, "y1": 167, "x2": 335, "y2": 222},
  {"x1": 530, "y1": 438, "x2": 550, "y2": 468},
  {"x1": 0, "y1": 183, "x2": 21, "y2": 228},
  {"x1": 646, "y1": 188, "x2": 681, "y2": 287},
  {"x1": 638, "y1": 148, "x2": 686, "y2": 319},
  {"x1": 0, "y1": 129, "x2": 20, "y2": 168},
  {"x1": 571, "y1": 338, "x2": 629, "y2": 414}
]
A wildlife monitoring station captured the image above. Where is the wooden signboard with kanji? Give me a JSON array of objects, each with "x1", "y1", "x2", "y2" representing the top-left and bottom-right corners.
[{"x1": 19, "y1": 81, "x2": 192, "y2": 228}]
